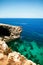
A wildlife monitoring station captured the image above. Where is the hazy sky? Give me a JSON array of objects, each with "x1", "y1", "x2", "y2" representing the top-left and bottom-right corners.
[{"x1": 0, "y1": 0, "x2": 43, "y2": 18}]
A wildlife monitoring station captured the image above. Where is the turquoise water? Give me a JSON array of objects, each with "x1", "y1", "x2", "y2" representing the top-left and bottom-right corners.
[
  {"x1": 0, "y1": 18, "x2": 43, "y2": 65},
  {"x1": 7, "y1": 39, "x2": 43, "y2": 65}
]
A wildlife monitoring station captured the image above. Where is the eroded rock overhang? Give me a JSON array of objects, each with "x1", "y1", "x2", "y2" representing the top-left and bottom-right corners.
[{"x1": 0, "y1": 24, "x2": 22, "y2": 42}]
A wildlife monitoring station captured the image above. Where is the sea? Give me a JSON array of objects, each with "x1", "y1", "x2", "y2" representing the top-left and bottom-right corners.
[{"x1": 0, "y1": 18, "x2": 43, "y2": 65}]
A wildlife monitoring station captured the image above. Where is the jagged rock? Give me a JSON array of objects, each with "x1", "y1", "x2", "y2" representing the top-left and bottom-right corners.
[
  {"x1": 0, "y1": 40, "x2": 12, "y2": 55},
  {"x1": 0, "y1": 40, "x2": 8, "y2": 52},
  {"x1": 7, "y1": 51, "x2": 36, "y2": 65},
  {"x1": 0, "y1": 40, "x2": 37, "y2": 65},
  {"x1": 0, "y1": 50, "x2": 37, "y2": 65},
  {"x1": 24, "y1": 60, "x2": 36, "y2": 65},
  {"x1": 0, "y1": 24, "x2": 22, "y2": 42},
  {"x1": 0, "y1": 24, "x2": 38, "y2": 65}
]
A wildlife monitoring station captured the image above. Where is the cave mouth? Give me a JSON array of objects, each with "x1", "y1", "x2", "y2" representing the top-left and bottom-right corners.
[{"x1": 0, "y1": 26, "x2": 11, "y2": 37}]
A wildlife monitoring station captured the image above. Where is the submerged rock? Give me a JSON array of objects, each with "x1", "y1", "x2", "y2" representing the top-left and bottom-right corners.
[{"x1": 0, "y1": 24, "x2": 22, "y2": 42}]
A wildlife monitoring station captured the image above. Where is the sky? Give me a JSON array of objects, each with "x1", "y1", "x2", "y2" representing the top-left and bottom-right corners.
[{"x1": 0, "y1": 0, "x2": 43, "y2": 18}]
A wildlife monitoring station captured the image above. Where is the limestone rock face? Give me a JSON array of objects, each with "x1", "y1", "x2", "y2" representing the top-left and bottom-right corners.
[
  {"x1": 0, "y1": 24, "x2": 22, "y2": 42},
  {"x1": 0, "y1": 24, "x2": 37, "y2": 65},
  {"x1": 0, "y1": 51, "x2": 37, "y2": 65},
  {"x1": 0, "y1": 40, "x2": 37, "y2": 65},
  {"x1": 0, "y1": 40, "x2": 8, "y2": 53},
  {"x1": 7, "y1": 52, "x2": 36, "y2": 65},
  {"x1": 0, "y1": 40, "x2": 12, "y2": 55}
]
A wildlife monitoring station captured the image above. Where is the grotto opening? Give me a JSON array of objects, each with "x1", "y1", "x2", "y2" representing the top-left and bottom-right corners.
[{"x1": 0, "y1": 26, "x2": 10, "y2": 37}]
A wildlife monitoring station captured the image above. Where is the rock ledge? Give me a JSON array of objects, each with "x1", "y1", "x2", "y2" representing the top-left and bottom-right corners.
[{"x1": 0, "y1": 24, "x2": 22, "y2": 42}]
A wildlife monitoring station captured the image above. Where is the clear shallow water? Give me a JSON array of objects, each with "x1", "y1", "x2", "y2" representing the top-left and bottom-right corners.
[{"x1": 0, "y1": 18, "x2": 43, "y2": 65}]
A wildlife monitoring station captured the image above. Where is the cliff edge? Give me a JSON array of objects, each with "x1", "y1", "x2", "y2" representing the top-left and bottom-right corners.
[
  {"x1": 0, "y1": 24, "x2": 38, "y2": 65},
  {"x1": 0, "y1": 24, "x2": 22, "y2": 42},
  {"x1": 0, "y1": 40, "x2": 37, "y2": 65}
]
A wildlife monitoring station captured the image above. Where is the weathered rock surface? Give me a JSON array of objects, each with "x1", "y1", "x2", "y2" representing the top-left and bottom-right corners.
[
  {"x1": 0, "y1": 51, "x2": 37, "y2": 65},
  {"x1": 0, "y1": 40, "x2": 8, "y2": 53},
  {"x1": 0, "y1": 24, "x2": 38, "y2": 65},
  {"x1": 0, "y1": 40, "x2": 12, "y2": 55},
  {"x1": 0, "y1": 40, "x2": 37, "y2": 65},
  {"x1": 7, "y1": 52, "x2": 36, "y2": 65},
  {"x1": 0, "y1": 24, "x2": 22, "y2": 42},
  {"x1": 0, "y1": 53, "x2": 7, "y2": 65}
]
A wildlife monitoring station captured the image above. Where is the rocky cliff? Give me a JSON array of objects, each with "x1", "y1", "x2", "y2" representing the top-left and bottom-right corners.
[
  {"x1": 0, "y1": 24, "x2": 22, "y2": 42},
  {"x1": 0, "y1": 24, "x2": 37, "y2": 65},
  {"x1": 0, "y1": 40, "x2": 37, "y2": 65}
]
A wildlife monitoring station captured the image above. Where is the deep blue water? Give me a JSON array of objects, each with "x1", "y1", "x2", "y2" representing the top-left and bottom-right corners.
[
  {"x1": 0, "y1": 18, "x2": 43, "y2": 65},
  {"x1": 0, "y1": 18, "x2": 43, "y2": 45},
  {"x1": 0, "y1": 18, "x2": 43, "y2": 34}
]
